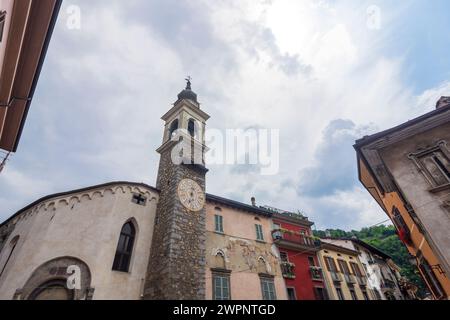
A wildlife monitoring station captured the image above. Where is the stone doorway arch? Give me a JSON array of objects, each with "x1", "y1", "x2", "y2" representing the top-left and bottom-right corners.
[{"x1": 16, "y1": 256, "x2": 94, "y2": 300}]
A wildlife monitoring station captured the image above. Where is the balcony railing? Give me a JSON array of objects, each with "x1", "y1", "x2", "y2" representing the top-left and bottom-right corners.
[
  {"x1": 330, "y1": 271, "x2": 342, "y2": 282},
  {"x1": 310, "y1": 266, "x2": 323, "y2": 280},
  {"x1": 272, "y1": 229, "x2": 321, "y2": 248},
  {"x1": 356, "y1": 276, "x2": 367, "y2": 286},
  {"x1": 343, "y1": 273, "x2": 356, "y2": 285},
  {"x1": 381, "y1": 279, "x2": 396, "y2": 290},
  {"x1": 280, "y1": 261, "x2": 296, "y2": 279}
]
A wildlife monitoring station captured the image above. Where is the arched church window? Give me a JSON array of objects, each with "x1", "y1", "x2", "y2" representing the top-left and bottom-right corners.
[
  {"x1": 0, "y1": 235, "x2": 19, "y2": 278},
  {"x1": 169, "y1": 119, "x2": 179, "y2": 138},
  {"x1": 112, "y1": 222, "x2": 136, "y2": 272},
  {"x1": 188, "y1": 119, "x2": 196, "y2": 138}
]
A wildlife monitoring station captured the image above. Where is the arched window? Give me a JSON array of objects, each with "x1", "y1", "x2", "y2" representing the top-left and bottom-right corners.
[
  {"x1": 257, "y1": 257, "x2": 268, "y2": 274},
  {"x1": 214, "y1": 251, "x2": 226, "y2": 269},
  {"x1": 0, "y1": 235, "x2": 19, "y2": 278},
  {"x1": 188, "y1": 119, "x2": 196, "y2": 138},
  {"x1": 169, "y1": 119, "x2": 179, "y2": 138},
  {"x1": 112, "y1": 222, "x2": 136, "y2": 272}
]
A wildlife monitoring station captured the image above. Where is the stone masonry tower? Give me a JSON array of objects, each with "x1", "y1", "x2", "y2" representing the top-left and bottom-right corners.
[{"x1": 143, "y1": 79, "x2": 210, "y2": 299}]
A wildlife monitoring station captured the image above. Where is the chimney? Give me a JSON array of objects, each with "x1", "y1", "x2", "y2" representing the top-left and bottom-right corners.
[
  {"x1": 251, "y1": 197, "x2": 256, "y2": 206},
  {"x1": 436, "y1": 96, "x2": 450, "y2": 109}
]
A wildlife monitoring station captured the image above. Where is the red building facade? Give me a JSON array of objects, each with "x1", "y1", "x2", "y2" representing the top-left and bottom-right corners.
[{"x1": 270, "y1": 210, "x2": 327, "y2": 300}]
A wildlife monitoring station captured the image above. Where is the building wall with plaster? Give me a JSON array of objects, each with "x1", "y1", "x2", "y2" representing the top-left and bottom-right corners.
[
  {"x1": 0, "y1": 183, "x2": 158, "y2": 300},
  {"x1": 204, "y1": 202, "x2": 287, "y2": 300}
]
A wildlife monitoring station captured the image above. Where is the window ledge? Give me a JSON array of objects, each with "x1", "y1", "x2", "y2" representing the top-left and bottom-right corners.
[
  {"x1": 429, "y1": 183, "x2": 450, "y2": 193},
  {"x1": 214, "y1": 231, "x2": 225, "y2": 235},
  {"x1": 256, "y1": 239, "x2": 266, "y2": 244}
]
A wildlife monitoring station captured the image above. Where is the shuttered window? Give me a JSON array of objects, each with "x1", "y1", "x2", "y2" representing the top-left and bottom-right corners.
[
  {"x1": 213, "y1": 273, "x2": 230, "y2": 300},
  {"x1": 255, "y1": 224, "x2": 264, "y2": 241},
  {"x1": 214, "y1": 215, "x2": 224, "y2": 233}
]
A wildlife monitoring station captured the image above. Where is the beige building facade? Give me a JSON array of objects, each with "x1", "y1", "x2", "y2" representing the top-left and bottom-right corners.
[
  {"x1": 317, "y1": 242, "x2": 370, "y2": 300},
  {"x1": 205, "y1": 196, "x2": 287, "y2": 300}
]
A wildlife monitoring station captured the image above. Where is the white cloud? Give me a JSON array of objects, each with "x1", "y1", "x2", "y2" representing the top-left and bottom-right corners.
[{"x1": 0, "y1": 0, "x2": 447, "y2": 231}]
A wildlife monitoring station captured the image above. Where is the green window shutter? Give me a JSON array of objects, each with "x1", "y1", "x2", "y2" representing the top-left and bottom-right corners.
[
  {"x1": 215, "y1": 215, "x2": 224, "y2": 233},
  {"x1": 256, "y1": 224, "x2": 264, "y2": 241}
]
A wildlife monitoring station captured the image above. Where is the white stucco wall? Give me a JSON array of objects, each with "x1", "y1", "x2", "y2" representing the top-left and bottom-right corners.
[{"x1": 0, "y1": 183, "x2": 158, "y2": 300}]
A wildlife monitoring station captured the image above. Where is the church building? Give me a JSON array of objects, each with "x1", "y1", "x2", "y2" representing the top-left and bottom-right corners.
[{"x1": 0, "y1": 81, "x2": 287, "y2": 300}]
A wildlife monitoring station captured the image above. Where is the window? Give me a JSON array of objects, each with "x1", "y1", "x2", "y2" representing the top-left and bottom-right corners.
[
  {"x1": 280, "y1": 252, "x2": 289, "y2": 262},
  {"x1": 349, "y1": 289, "x2": 357, "y2": 300},
  {"x1": 392, "y1": 207, "x2": 411, "y2": 244},
  {"x1": 418, "y1": 257, "x2": 445, "y2": 299},
  {"x1": 287, "y1": 288, "x2": 296, "y2": 300},
  {"x1": 213, "y1": 273, "x2": 230, "y2": 300},
  {"x1": 409, "y1": 142, "x2": 450, "y2": 189},
  {"x1": 188, "y1": 119, "x2": 196, "y2": 138},
  {"x1": 362, "y1": 290, "x2": 370, "y2": 300},
  {"x1": 131, "y1": 194, "x2": 147, "y2": 206},
  {"x1": 214, "y1": 214, "x2": 224, "y2": 233},
  {"x1": 169, "y1": 119, "x2": 179, "y2": 138},
  {"x1": 324, "y1": 256, "x2": 341, "y2": 282},
  {"x1": 0, "y1": 11, "x2": 6, "y2": 43},
  {"x1": 335, "y1": 287, "x2": 344, "y2": 300},
  {"x1": 255, "y1": 224, "x2": 264, "y2": 241},
  {"x1": 260, "y1": 277, "x2": 277, "y2": 300},
  {"x1": 374, "y1": 289, "x2": 382, "y2": 300},
  {"x1": 314, "y1": 287, "x2": 328, "y2": 300},
  {"x1": 308, "y1": 256, "x2": 316, "y2": 267},
  {"x1": 0, "y1": 235, "x2": 19, "y2": 278},
  {"x1": 112, "y1": 222, "x2": 136, "y2": 272}
]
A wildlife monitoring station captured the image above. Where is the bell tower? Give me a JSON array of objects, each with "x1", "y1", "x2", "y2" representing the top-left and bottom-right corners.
[{"x1": 143, "y1": 78, "x2": 209, "y2": 300}]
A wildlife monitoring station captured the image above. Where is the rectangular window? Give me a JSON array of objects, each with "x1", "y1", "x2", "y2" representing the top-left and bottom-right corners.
[
  {"x1": 410, "y1": 144, "x2": 450, "y2": 189},
  {"x1": 279, "y1": 252, "x2": 289, "y2": 262},
  {"x1": 286, "y1": 288, "x2": 296, "y2": 300},
  {"x1": 0, "y1": 11, "x2": 6, "y2": 43},
  {"x1": 325, "y1": 256, "x2": 341, "y2": 282},
  {"x1": 214, "y1": 214, "x2": 224, "y2": 233},
  {"x1": 362, "y1": 290, "x2": 370, "y2": 300},
  {"x1": 260, "y1": 277, "x2": 277, "y2": 300},
  {"x1": 212, "y1": 273, "x2": 230, "y2": 300},
  {"x1": 349, "y1": 289, "x2": 357, "y2": 300},
  {"x1": 418, "y1": 258, "x2": 445, "y2": 299},
  {"x1": 255, "y1": 224, "x2": 264, "y2": 241},
  {"x1": 314, "y1": 287, "x2": 328, "y2": 300},
  {"x1": 308, "y1": 256, "x2": 316, "y2": 267},
  {"x1": 374, "y1": 289, "x2": 382, "y2": 300},
  {"x1": 335, "y1": 287, "x2": 344, "y2": 300}
]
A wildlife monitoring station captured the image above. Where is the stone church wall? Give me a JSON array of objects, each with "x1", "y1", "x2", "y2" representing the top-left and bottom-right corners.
[{"x1": 0, "y1": 183, "x2": 158, "y2": 300}]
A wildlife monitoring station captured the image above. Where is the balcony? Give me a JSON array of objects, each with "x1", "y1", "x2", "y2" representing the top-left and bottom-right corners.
[
  {"x1": 330, "y1": 271, "x2": 342, "y2": 283},
  {"x1": 343, "y1": 273, "x2": 356, "y2": 285},
  {"x1": 310, "y1": 266, "x2": 323, "y2": 281},
  {"x1": 280, "y1": 261, "x2": 296, "y2": 279},
  {"x1": 381, "y1": 279, "x2": 396, "y2": 290},
  {"x1": 272, "y1": 229, "x2": 321, "y2": 251},
  {"x1": 356, "y1": 276, "x2": 367, "y2": 286}
]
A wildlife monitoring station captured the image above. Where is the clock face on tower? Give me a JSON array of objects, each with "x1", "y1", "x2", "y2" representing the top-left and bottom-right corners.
[{"x1": 177, "y1": 178, "x2": 205, "y2": 212}]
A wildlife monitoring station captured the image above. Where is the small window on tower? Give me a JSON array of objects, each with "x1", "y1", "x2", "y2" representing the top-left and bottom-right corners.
[
  {"x1": 169, "y1": 119, "x2": 179, "y2": 139},
  {"x1": 188, "y1": 119, "x2": 196, "y2": 138},
  {"x1": 0, "y1": 11, "x2": 6, "y2": 43},
  {"x1": 131, "y1": 194, "x2": 147, "y2": 206}
]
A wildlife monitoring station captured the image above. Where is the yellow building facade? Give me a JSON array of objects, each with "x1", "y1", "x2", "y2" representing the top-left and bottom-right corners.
[{"x1": 317, "y1": 242, "x2": 370, "y2": 300}]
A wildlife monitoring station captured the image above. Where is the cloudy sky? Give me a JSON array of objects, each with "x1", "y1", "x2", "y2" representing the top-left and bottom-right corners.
[{"x1": 1, "y1": 0, "x2": 450, "y2": 230}]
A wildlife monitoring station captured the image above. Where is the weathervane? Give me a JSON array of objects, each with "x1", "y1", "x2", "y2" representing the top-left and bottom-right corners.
[{"x1": 185, "y1": 76, "x2": 192, "y2": 90}]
